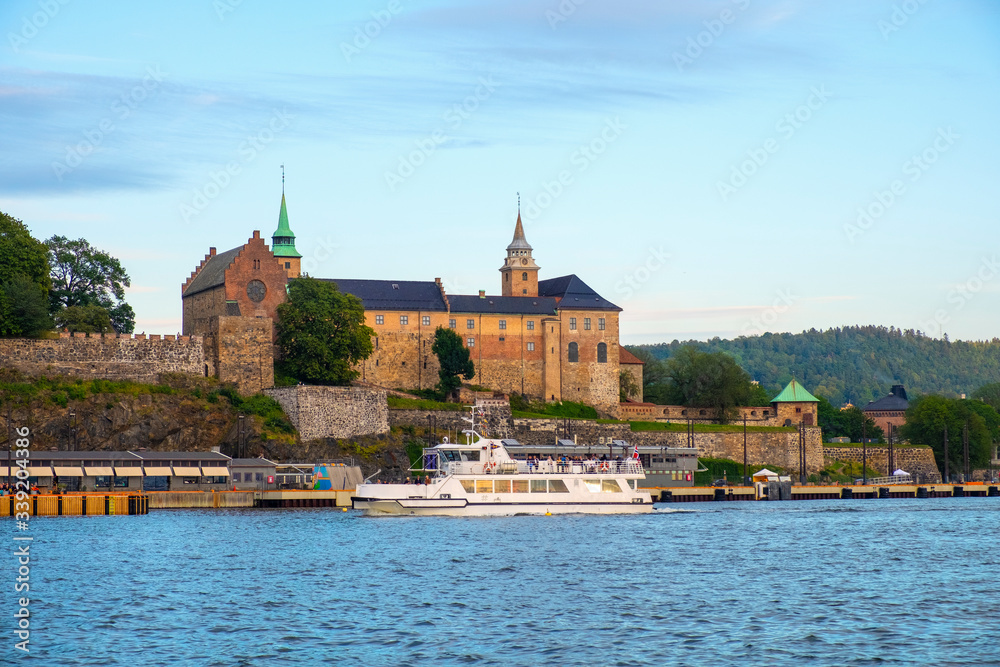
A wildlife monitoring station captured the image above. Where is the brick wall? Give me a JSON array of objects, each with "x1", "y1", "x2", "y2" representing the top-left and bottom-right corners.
[
  {"x1": 265, "y1": 385, "x2": 389, "y2": 441},
  {"x1": 0, "y1": 333, "x2": 205, "y2": 382}
]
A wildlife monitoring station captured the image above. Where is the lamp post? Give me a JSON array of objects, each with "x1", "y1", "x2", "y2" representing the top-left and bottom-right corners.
[
  {"x1": 743, "y1": 414, "x2": 748, "y2": 487},
  {"x1": 862, "y1": 421, "x2": 867, "y2": 487},
  {"x1": 943, "y1": 424, "x2": 949, "y2": 483}
]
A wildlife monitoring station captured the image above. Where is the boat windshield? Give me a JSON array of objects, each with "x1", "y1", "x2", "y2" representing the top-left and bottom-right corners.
[{"x1": 438, "y1": 449, "x2": 480, "y2": 462}]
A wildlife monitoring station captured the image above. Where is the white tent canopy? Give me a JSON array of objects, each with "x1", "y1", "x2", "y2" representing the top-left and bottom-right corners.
[
  {"x1": 753, "y1": 468, "x2": 780, "y2": 478},
  {"x1": 893, "y1": 469, "x2": 910, "y2": 476}
]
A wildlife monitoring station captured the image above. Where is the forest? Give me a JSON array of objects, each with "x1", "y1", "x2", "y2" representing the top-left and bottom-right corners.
[{"x1": 632, "y1": 325, "x2": 1000, "y2": 407}]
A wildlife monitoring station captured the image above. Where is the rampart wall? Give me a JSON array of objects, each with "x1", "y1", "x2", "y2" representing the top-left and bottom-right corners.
[
  {"x1": 823, "y1": 446, "x2": 940, "y2": 479},
  {"x1": 265, "y1": 385, "x2": 389, "y2": 441},
  {"x1": 0, "y1": 333, "x2": 205, "y2": 383},
  {"x1": 389, "y1": 409, "x2": 824, "y2": 472}
]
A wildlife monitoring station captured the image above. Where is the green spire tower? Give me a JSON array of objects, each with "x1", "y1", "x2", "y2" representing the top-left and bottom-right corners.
[{"x1": 272, "y1": 165, "x2": 302, "y2": 277}]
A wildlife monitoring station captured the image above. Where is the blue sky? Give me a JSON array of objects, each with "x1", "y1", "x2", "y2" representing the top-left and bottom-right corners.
[{"x1": 1, "y1": 0, "x2": 998, "y2": 343}]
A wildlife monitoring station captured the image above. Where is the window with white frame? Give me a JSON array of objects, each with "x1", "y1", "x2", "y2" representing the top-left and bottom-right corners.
[
  {"x1": 527, "y1": 342, "x2": 535, "y2": 351},
  {"x1": 422, "y1": 316, "x2": 430, "y2": 326},
  {"x1": 584, "y1": 318, "x2": 591, "y2": 330},
  {"x1": 375, "y1": 315, "x2": 384, "y2": 325},
  {"x1": 498, "y1": 320, "x2": 506, "y2": 330},
  {"x1": 598, "y1": 318, "x2": 605, "y2": 330},
  {"x1": 569, "y1": 318, "x2": 577, "y2": 330},
  {"x1": 400, "y1": 315, "x2": 408, "y2": 325}
]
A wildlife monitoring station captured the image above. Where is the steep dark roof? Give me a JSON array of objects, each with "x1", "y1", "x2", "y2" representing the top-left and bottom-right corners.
[
  {"x1": 183, "y1": 246, "x2": 242, "y2": 297},
  {"x1": 449, "y1": 295, "x2": 558, "y2": 315},
  {"x1": 324, "y1": 279, "x2": 448, "y2": 311},
  {"x1": 538, "y1": 274, "x2": 621, "y2": 311},
  {"x1": 864, "y1": 391, "x2": 909, "y2": 412}
]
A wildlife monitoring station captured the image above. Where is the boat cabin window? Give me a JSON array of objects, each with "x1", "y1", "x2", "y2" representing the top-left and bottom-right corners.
[
  {"x1": 602, "y1": 479, "x2": 622, "y2": 493},
  {"x1": 460, "y1": 480, "x2": 476, "y2": 493},
  {"x1": 439, "y1": 449, "x2": 479, "y2": 462},
  {"x1": 493, "y1": 479, "x2": 511, "y2": 493},
  {"x1": 530, "y1": 480, "x2": 547, "y2": 493},
  {"x1": 512, "y1": 479, "x2": 529, "y2": 493},
  {"x1": 547, "y1": 479, "x2": 569, "y2": 493},
  {"x1": 476, "y1": 480, "x2": 492, "y2": 494}
]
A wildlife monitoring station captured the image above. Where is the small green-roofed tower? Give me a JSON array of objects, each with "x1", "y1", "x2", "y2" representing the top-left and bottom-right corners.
[
  {"x1": 771, "y1": 379, "x2": 819, "y2": 403},
  {"x1": 272, "y1": 166, "x2": 301, "y2": 278}
]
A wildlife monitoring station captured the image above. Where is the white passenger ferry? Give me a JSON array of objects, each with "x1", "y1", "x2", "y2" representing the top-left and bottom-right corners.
[{"x1": 352, "y1": 411, "x2": 652, "y2": 516}]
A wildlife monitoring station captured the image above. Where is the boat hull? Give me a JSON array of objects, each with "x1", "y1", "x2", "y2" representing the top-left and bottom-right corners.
[{"x1": 352, "y1": 496, "x2": 653, "y2": 516}]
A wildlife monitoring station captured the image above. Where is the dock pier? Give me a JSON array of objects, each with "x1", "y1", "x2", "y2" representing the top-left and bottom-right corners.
[{"x1": 650, "y1": 484, "x2": 999, "y2": 503}]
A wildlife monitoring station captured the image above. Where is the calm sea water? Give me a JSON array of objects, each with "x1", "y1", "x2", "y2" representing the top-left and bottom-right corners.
[{"x1": 5, "y1": 498, "x2": 999, "y2": 666}]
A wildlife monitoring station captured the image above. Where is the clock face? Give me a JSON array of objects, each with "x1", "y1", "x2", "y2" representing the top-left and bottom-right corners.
[
  {"x1": 246, "y1": 280, "x2": 267, "y2": 303},
  {"x1": 521, "y1": 258, "x2": 528, "y2": 265}
]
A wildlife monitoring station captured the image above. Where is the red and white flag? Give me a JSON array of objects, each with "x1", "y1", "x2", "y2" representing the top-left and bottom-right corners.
[{"x1": 632, "y1": 443, "x2": 640, "y2": 460}]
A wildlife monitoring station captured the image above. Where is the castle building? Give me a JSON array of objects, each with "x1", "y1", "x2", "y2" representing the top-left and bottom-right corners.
[
  {"x1": 863, "y1": 384, "x2": 909, "y2": 436},
  {"x1": 182, "y1": 194, "x2": 632, "y2": 415}
]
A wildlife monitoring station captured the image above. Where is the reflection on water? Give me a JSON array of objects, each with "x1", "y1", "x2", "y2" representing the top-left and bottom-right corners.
[{"x1": 11, "y1": 498, "x2": 1000, "y2": 665}]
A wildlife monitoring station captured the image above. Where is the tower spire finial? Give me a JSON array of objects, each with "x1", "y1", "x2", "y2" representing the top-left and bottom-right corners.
[
  {"x1": 281, "y1": 164, "x2": 285, "y2": 194},
  {"x1": 517, "y1": 191, "x2": 520, "y2": 214}
]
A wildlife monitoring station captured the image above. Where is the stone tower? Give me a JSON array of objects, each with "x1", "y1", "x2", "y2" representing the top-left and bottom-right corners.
[
  {"x1": 271, "y1": 187, "x2": 302, "y2": 279},
  {"x1": 499, "y1": 210, "x2": 539, "y2": 297}
]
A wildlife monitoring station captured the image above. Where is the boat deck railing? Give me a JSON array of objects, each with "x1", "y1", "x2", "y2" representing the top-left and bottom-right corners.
[
  {"x1": 442, "y1": 460, "x2": 643, "y2": 476},
  {"x1": 855, "y1": 474, "x2": 914, "y2": 486}
]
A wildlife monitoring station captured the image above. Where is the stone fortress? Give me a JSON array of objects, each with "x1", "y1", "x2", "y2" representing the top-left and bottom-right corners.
[{"x1": 181, "y1": 190, "x2": 628, "y2": 416}]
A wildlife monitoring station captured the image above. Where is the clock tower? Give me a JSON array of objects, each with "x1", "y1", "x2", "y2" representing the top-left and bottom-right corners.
[{"x1": 499, "y1": 209, "x2": 539, "y2": 297}]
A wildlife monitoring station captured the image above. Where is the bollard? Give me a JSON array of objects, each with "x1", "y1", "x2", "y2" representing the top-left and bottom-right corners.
[{"x1": 660, "y1": 490, "x2": 672, "y2": 503}]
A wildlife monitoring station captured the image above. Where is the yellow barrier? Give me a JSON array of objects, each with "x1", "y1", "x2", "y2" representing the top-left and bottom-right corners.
[{"x1": 0, "y1": 493, "x2": 148, "y2": 517}]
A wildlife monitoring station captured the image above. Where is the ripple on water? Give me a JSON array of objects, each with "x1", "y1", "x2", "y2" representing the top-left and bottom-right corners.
[{"x1": 15, "y1": 499, "x2": 1000, "y2": 665}]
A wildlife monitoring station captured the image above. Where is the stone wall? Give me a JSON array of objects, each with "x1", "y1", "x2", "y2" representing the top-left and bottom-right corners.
[
  {"x1": 203, "y1": 316, "x2": 274, "y2": 395},
  {"x1": 823, "y1": 446, "x2": 940, "y2": 478},
  {"x1": 389, "y1": 409, "x2": 824, "y2": 472},
  {"x1": 265, "y1": 385, "x2": 389, "y2": 441},
  {"x1": 0, "y1": 333, "x2": 205, "y2": 383}
]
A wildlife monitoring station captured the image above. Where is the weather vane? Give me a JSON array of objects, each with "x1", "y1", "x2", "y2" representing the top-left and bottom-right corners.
[
  {"x1": 517, "y1": 191, "x2": 520, "y2": 212},
  {"x1": 281, "y1": 164, "x2": 285, "y2": 193}
]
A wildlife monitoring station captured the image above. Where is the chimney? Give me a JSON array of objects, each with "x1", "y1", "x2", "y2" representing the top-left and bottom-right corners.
[
  {"x1": 209, "y1": 247, "x2": 216, "y2": 256},
  {"x1": 479, "y1": 290, "x2": 485, "y2": 298}
]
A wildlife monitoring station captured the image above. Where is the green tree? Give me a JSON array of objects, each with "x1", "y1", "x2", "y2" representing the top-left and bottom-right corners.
[
  {"x1": 619, "y1": 369, "x2": 641, "y2": 402},
  {"x1": 0, "y1": 211, "x2": 51, "y2": 337},
  {"x1": 54, "y1": 304, "x2": 113, "y2": 334},
  {"x1": 1, "y1": 275, "x2": 52, "y2": 337},
  {"x1": 276, "y1": 277, "x2": 375, "y2": 385},
  {"x1": 900, "y1": 395, "x2": 996, "y2": 474},
  {"x1": 46, "y1": 235, "x2": 134, "y2": 333},
  {"x1": 972, "y1": 382, "x2": 1000, "y2": 412},
  {"x1": 662, "y1": 345, "x2": 760, "y2": 423},
  {"x1": 431, "y1": 326, "x2": 475, "y2": 398},
  {"x1": 817, "y1": 395, "x2": 884, "y2": 442},
  {"x1": 625, "y1": 346, "x2": 671, "y2": 404}
]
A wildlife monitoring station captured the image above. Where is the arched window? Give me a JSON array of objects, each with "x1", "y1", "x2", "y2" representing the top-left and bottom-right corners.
[
  {"x1": 597, "y1": 342, "x2": 607, "y2": 363},
  {"x1": 568, "y1": 342, "x2": 578, "y2": 363},
  {"x1": 522, "y1": 272, "x2": 527, "y2": 281}
]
